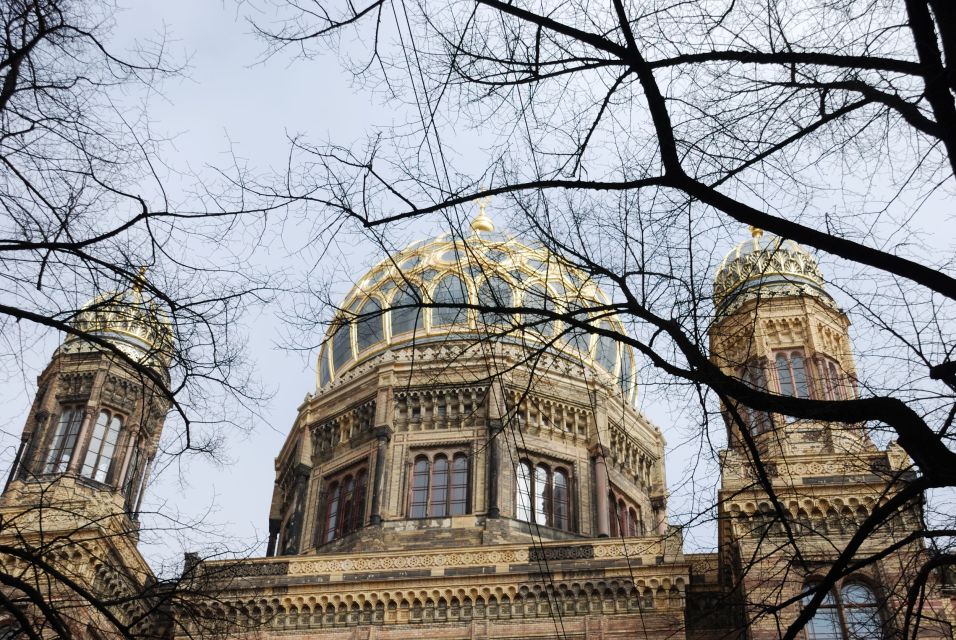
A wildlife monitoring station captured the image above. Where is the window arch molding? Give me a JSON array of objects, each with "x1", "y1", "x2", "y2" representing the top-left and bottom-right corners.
[
  {"x1": 408, "y1": 449, "x2": 471, "y2": 519},
  {"x1": 515, "y1": 455, "x2": 574, "y2": 532},
  {"x1": 354, "y1": 295, "x2": 386, "y2": 353},
  {"x1": 81, "y1": 409, "x2": 124, "y2": 483},
  {"x1": 429, "y1": 274, "x2": 470, "y2": 328},
  {"x1": 608, "y1": 489, "x2": 646, "y2": 538},
  {"x1": 317, "y1": 461, "x2": 369, "y2": 546},
  {"x1": 802, "y1": 577, "x2": 885, "y2": 640}
]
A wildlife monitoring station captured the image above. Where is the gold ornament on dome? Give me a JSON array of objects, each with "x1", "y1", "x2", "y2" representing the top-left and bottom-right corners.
[
  {"x1": 713, "y1": 227, "x2": 833, "y2": 316},
  {"x1": 62, "y1": 266, "x2": 174, "y2": 370}
]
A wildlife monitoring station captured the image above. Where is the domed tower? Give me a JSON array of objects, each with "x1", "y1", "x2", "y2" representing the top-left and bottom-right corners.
[
  {"x1": 266, "y1": 214, "x2": 669, "y2": 557},
  {"x1": 1, "y1": 270, "x2": 174, "y2": 532},
  {"x1": 709, "y1": 229, "x2": 946, "y2": 639}
]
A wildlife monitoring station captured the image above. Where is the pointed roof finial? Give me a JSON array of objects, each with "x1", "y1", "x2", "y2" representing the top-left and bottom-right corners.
[
  {"x1": 131, "y1": 265, "x2": 148, "y2": 299},
  {"x1": 471, "y1": 188, "x2": 495, "y2": 233},
  {"x1": 749, "y1": 225, "x2": 763, "y2": 239}
]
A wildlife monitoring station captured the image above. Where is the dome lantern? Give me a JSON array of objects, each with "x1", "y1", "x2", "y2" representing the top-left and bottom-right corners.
[
  {"x1": 713, "y1": 227, "x2": 835, "y2": 317},
  {"x1": 60, "y1": 267, "x2": 174, "y2": 372}
]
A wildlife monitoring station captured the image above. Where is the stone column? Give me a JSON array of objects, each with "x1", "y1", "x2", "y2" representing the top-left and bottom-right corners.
[
  {"x1": 651, "y1": 494, "x2": 667, "y2": 536},
  {"x1": 486, "y1": 419, "x2": 501, "y2": 518},
  {"x1": 485, "y1": 378, "x2": 506, "y2": 519},
  {"x1": 592, "y1": 445, "x2": 610, "y2": 538},
  {"x1": 369, "y1": 426, "x2": 392, "y2": 525}
]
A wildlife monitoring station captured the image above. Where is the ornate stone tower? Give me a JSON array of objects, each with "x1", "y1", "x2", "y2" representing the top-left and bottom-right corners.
[
  {"x1": 709, "y1": 228, "x2": 951, "y2": 639},
  {"x1": 0, "y1": 273, "x2": 173, "y2": 637}
]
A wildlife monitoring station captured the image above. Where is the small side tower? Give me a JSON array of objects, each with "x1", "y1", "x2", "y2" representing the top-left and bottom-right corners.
[
  {"x1": 709, "y1": 228, "x2": 951, "y2": 639},
  {"x1": 0, "y1": 271, "x2": 173, "y2": 637}
]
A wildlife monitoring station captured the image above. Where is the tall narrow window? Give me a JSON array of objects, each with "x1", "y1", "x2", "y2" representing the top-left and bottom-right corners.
[
  {"x1": 338, "y1": 475, "x2": 355, "y2": 538},
  {"x1": 122, "y1": 445, "x2": 141, "y2": 497},
  {"x1": 429, "y1": 455, "x2": 449, "y2": 517},
  {"x1": 523, "y1": 283, "x2": 555, "y2": 337},
  {"x1": 553, "y1": 469, "x2": 569, "y2": 530},
  {"x1": 324, "y1": 481, "x2": 340, "y2": 544},
  {"x1": 432, "y1": 275, "x2": 468, "y2": 326},
  {"x1": 627, "y1": 507, "x2": 639, "y2": 537},
  {"x1": 81, "y1": 411, "x2": 123, "y2": 483},
  {"x1": 516, "y1": 458, "x2": 572, "y2": 531},
  {"x1": 44, "y1": 408, "x2": 84, "y2": 474},
  {"x1": 355, "y1": 298, "x2": 384, "y2": 352},
  {"x1": 608, "y1": 493, "x2": 619, "y2": 537},
  {"x1": 450, "y1": 454, "x2": 469, "y2": 516},
  {"x1": 534, "y1": 464, "x2": 550, "y2": 525},
  {"x1": 738, "y1": 360, "x2": 772, "y2": 435},
  {"x1": 319, "y1": 462, "x2": 369, "y2": 545},
  {"x1": 819, "y1": 357, "x2": 850, "y2": 401},
  {"x1": 331, "y1": 319, "x2": 353, "y2": 371},
  {"x1": 594, "y1": 322, "x2": 618, "y2": 372},
  {"x1": 352, "y1": 469, "x2": 368, "y2": 532},
  {"x1": 477, "y1": 276, "x2": 513, "y2": 328},
  {"x1": 391, "y1": 286, "x2": 423, "y2": 335},
  {"x1": 776, "y1": 350, "x2": 811, "y2": 398},
  {"x1": 516, "y1": 461, "x2": 532, "y2": 522},
  {"x1": 410, "y1": 457, "x2": 429, "y2": 519}
]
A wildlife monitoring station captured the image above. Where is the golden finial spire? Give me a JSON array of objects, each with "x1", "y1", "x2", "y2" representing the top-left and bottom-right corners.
[
  {"x1": 131, "y1": 265, "x2": 148, "y2": 299},
  {"x1": 749, "y1": 225, "x2": 763, "y2": 239},
  {"x1": 471, "y1": 189, "x2": 495, "y2": 233}
]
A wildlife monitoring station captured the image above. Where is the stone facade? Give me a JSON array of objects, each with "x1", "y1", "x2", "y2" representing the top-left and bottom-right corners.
[{"x1": 0, "y1": 226, "x2": 952, "y2": 639}]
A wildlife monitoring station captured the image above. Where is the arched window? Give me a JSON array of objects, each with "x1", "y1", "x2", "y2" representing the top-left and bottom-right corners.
[
  {"x1": 594, "y1": 322, "x2": 617, "y2": 372},
  {"x1": 608, "y1": 492, "x2": 619, "y2": 537},
  {"x1": 391, "y1": 285, "x2": 424, "y2": 336},
  {"x1": 339, "y1": 474, "x2": 355, "y2": 537},
  {"x1": 408, "y1": 451, "x2": 471, "y2": 518},
  {"x1": 627, "y1": 507, "x2": 639, "y2": 537},
  {"x1": 450, "y1": 454, "x2": 469, "y2": 516},
  {"x1": 355, "y1": 298, "x2": 384, "y2": 352},
  {"x1": 320, "y1": 462, "x2": 369, "y2": 545},
  {"x1": 776, "y1": 349, "x2": 811, "y2": 398},
  {"x1": 522, "y1": 283, "x2": 555, "y2": 337},
  {"x1": 803, "y1": 581, "x2": 884, "y2": 640},
  {"x1": 477, "y1": 276, "x2": 512, "y2": 327},
  {"x1": 534, "y1": 464, "x2": 550, "y2": 525},
  {"x1": 515, "y1": 458, "x2": 572, "y2": 531},
  {"x1": 516, "y1": 461, "x2": 532, "y2": 522},
  {"x1": 331, "y1": 319, "x2": 353, "y2": 371},
  {"x1": 618, "y1": 349, "x2": 634, "y2": 400},
  {"x1": 81, "y1": 411, "x2": 123, "y2": 482},
  {"x1": 432, "y1": 275, "x2": 468, "y2": 326},
  {"x1": 429, "y1": 455, "x2": 449, "y2": 517},
  {"x1": 841, "y1": 583, "x2": 882, "y2": 638},
  {"x1": 410, "y1": 457, "x2": 430, "y2": 519},
  {"x1": 738, "y1": 359, "x2": 772, "y2": 435},
  {"x1": 318, "y1": 346, "x2": 331, "y2": 386},
  {"x1": 553, "y1": 468, "x2": 569, "y2": 530},
  {"x1": 819, "y1": 357, "x2": 851, "y2": 401},
  {"x1": 609, "y1": 490, "x2": 645, "y2": 538},
  {"x1": 44, "y1": 407, "x2": 84, "y2": 474},
  {"x1": 323, "y1": 481, "x2": 340, "y2": 544}
]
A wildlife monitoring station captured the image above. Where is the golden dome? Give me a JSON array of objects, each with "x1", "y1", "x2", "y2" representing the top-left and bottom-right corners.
[
  {"x1": 60, "y1": 269, "x2": 174, "y2": 372},
  {"x1": 317, "y1": 219, "x2": 637, "y2": 403},
  {"x1": 713, "y1": 227, "x2": 834, "y2": 316}
]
